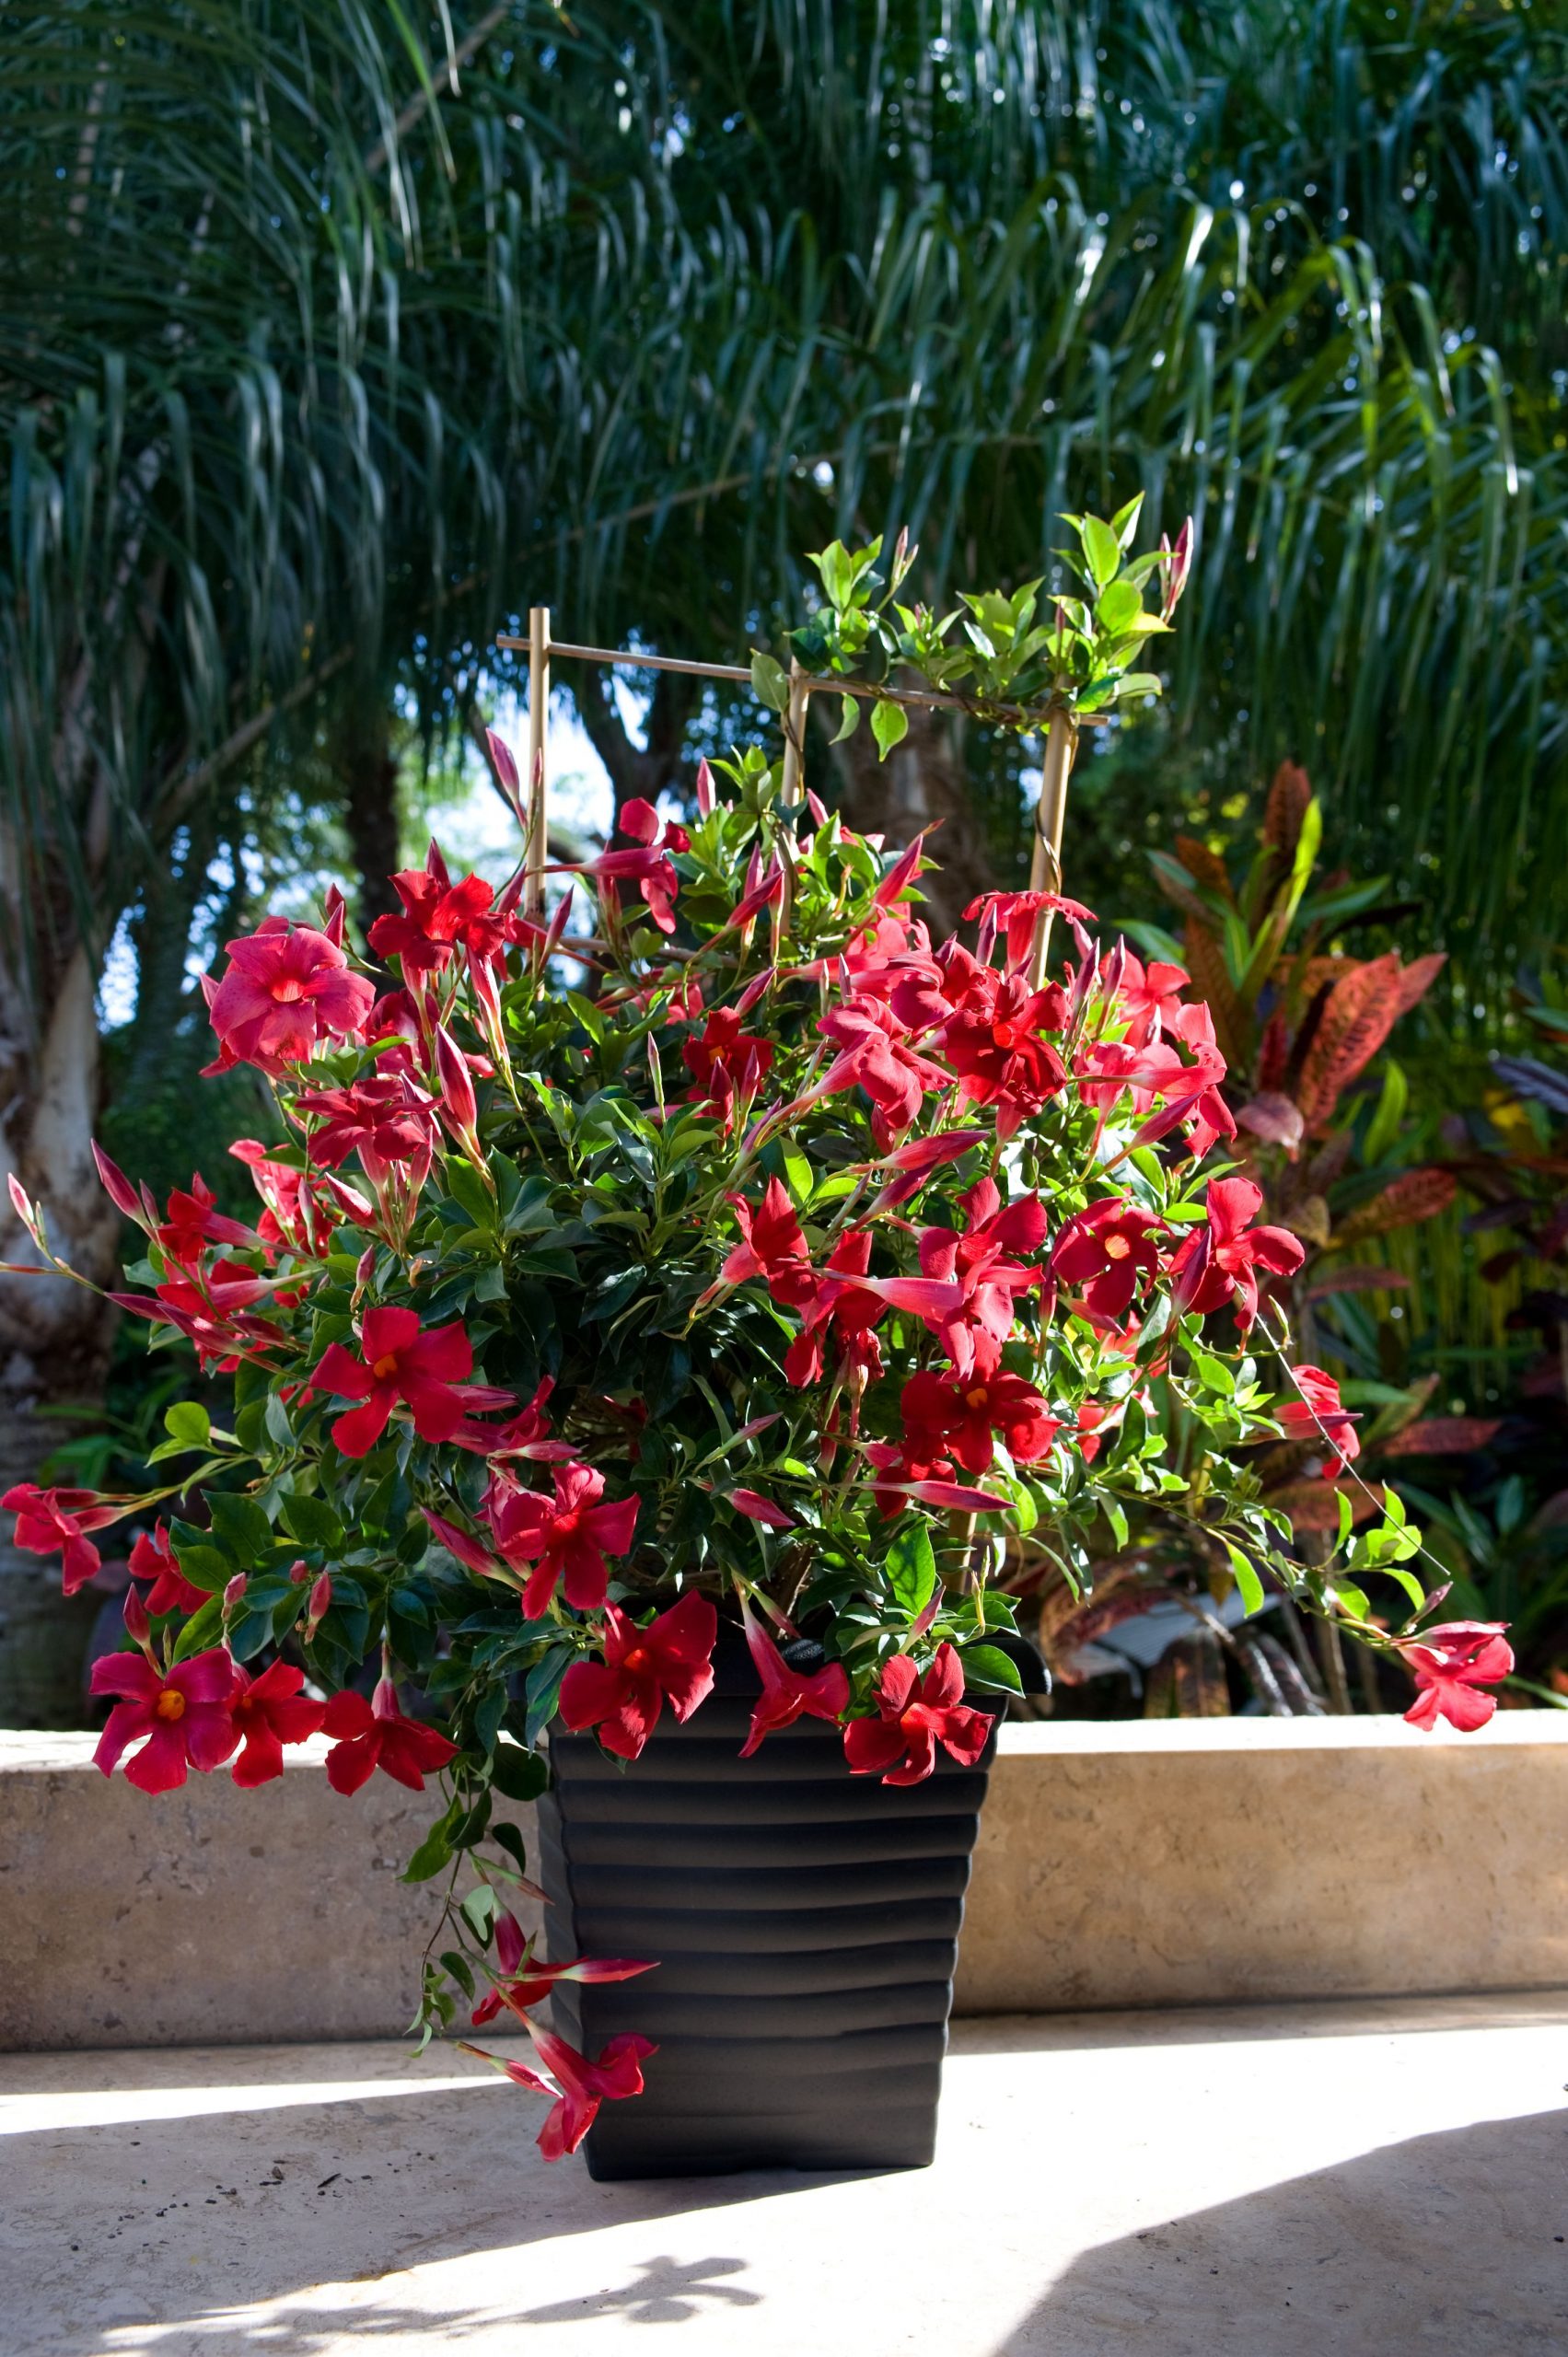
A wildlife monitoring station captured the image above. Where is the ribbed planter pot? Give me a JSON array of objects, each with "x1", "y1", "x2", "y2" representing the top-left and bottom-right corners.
[{"x1": 538, "y1": 1641, "x2": 998, "y2": 2179}]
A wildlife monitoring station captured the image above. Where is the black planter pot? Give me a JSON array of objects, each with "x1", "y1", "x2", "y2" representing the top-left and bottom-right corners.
[{"x1": 537, "y1": 1639, "x2": 998, "y2": 2180}]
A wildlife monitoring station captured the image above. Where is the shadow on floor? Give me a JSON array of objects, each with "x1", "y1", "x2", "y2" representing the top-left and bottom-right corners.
[{"x1": 999, "y1": 2107, "x2": 1568, "y2": 2357}]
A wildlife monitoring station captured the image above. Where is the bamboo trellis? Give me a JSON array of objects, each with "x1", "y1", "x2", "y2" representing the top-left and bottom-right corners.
[{"x1": 495, "y1": 608, "x2": 1082, "y2": 966}]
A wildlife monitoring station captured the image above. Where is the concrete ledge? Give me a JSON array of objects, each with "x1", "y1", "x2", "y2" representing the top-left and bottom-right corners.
[{"x1": 3, "y1": 1714, "x2": 1566, "y2": 2050}]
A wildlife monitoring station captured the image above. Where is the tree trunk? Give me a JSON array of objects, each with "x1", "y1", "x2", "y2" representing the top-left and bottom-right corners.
[
  {"x1": 827, "y1": 702, "x2": 994, "y2": 939},
  {"x1": 575, "y1": 668, "x2": 695, "y2": 837},
  {"x1": 0, "y1": 949, "x2": 122, "y2": 1725},
  {"x1": 339, "y1": 701, "x2": 403, "y2": 939}
]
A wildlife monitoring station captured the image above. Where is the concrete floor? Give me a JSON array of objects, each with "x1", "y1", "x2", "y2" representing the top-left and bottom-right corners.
[{"x1": 4, "y1": 1996, "x2": 1566, "y2": 2356}]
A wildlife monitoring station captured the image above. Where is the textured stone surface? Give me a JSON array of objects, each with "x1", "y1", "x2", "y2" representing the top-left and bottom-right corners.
[
  {"x1": 0, "y1": 1733, "x2": 541, "y2": 2050},
  {"x1": 957, "y1": 1712, "x2": 1568, "y2": 2014},
  {"x1": 3, "y1": 1996, "x2": 1566, "y2": 2354},
  {"x1": 4, "y1": 1713, "x2": 1566, "y2": 2051}
]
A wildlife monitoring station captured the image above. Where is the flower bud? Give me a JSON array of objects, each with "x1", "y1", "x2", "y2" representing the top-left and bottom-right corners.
[
  {"x1": 306, "y1": 1571, "x2": 333, "y2": 1640},
  {"x1": 122, "y1": 1584, "x2": 151, "y2": 1645},
  {"x1": 223, "y1": 1573, "x2": 249, "y2": 1613}
]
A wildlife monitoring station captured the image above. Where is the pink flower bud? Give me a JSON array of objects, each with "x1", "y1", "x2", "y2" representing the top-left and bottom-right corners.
[
  {"x1": 806, "y1": 788, "x2": 829, "y2": 826},
  {"x1": 321, "y1": 883, "x2": 347, "y2": 947},
  {"x1": 306, "y1": 1571, "x2": 333, "y2": 1638},
  {"x1": 436, "y1": 1025, "x2": 479, "y2": 1138},
  {"x1": 91, "y1": 1142, "x2": 147, "y2": 1226},
  {"x1": 695, "y1": 756, "x2": 716, "y2": 817},
  {"x1": 223, "y1": 1573, "x2": 249, "y2": 1612},
  {"x1": 486, "y1": 729, "x2": 523, "y2": 819},
  {"x1": 122, "y1": 1584, "x2": 151, "y2": 1644}
]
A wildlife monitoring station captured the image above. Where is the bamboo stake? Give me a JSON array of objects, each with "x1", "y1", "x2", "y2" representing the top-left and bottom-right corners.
[
  {"x1": 525, "y1": 605, "x2": 550, "y2": 917},
  {"x1": 1026, "y1": 708, "x2": 1079, "y2": 988},
  {"x1": 779, "y1": 657, "x2": 807, "y2": 808}
]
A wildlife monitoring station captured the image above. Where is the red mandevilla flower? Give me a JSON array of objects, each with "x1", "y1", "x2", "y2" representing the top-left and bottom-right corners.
[
  {"x1": 486, "y1": 1463, "x2": 640, "y2": 1620},
  {"x1": 129, "y1": 1522, "x2": 207, "y2": 1616},
  {"x1": 1276, "y1": 1364, "x2": 1361, "y2": 1475},
  {"x1": 228, "y1": 1659, "x2": 327, "y2": 1787},
  {"x1": 1169, "y1": 1176, "x2": 1305, "y2": 1331},
  {"x1": 738, "y1": 1603, "x2": 850, "y2": 1754},
  {"x1": 942, "y1": 970, "x2": 1068, "y2": 1139},
  {"x1": 4, "y1": 1483, "x2": 123, "y2": 1595},
  {"x1": 916, "y1": 1178, "x2": 1048, "y2": 1379},
  {"x1": 293, "y1": 1074, "x2": 439, "y2": 1190},
  {"x1": 205, "y1": 917, "x2": 374, "y2": 1075},
  {"x1": 320, "y1": 1677, "x2": 459, "y2": 1794},
  {"x1": 462, "y1": 2023, "x2": 658, "y2": 2161},
  {"x1": 368, "y1": 849, "x2": 509, "y2": 976},
  {"x1": 843, "y1": 1644, "x2": 993, "y2": 1785},
  {"x1": 312, "y1": 1306, "x2": 511, "y2": 1457},
  {"x1": 900, "y1": 1367, "x2": 1060, "y2": 1477},
  {"x1": 722, "y1": 1178, "x2": 817, "y2": 1307},
  {"x1": 470, "y1": 1910, "x2": 656, "y2": 2026},
  {"x1": 90, "y1": 1647, "x2": 238, "y2": 1794},
  {"x1": 153, "y1": 1173, "x2": 257, "y2": 1266},
  {"x1": 1398, "y1": 1621, "x2": 1515, "y2": 1733},
  {"x1": 681, "y1": 1005, "x2": 774, "y2": 1120},
  {"x1": 1050, "y1": 1200, "x2": 1168, "y2": 1328},
  {"x1": 559, "y1": 1590, "x2": 718, "y2": 1759}
]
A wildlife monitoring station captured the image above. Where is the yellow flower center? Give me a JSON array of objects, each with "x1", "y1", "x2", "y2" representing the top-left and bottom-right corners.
[
  {"x1": 371, "y1": 1353, "x2": 401, "y2": 1380},
  {"x1": 155, "y1": 1688, "x2": 186, "y2": 1723},
  {"x1": 1103, "y1": 1234, "x2": 1132, "y2": 1260}
]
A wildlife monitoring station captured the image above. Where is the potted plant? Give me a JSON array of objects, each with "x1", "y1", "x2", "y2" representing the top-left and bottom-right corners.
[{"x1": 2, "y1": 510, "x2": 1510, "y2": 2178}]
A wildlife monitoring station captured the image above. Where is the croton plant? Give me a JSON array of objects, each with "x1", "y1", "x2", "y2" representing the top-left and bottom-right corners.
[{"x1": 2, "y1": 511, "x2": 1511, "y2": 2159}]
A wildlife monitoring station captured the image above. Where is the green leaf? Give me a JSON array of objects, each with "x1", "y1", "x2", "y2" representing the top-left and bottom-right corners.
[
  {"x1": 830, "y1": 692, "x2": 860, "y2": 743},
  {"x1": 887, "y1": 1521, "x2": 937, "y2": 1618},
  {"x1": 1363, "y1": 1058, "x2": 1409, "y2": 1167},
  {"x1": 490, "y1": 1742, "x2": 548, "y2": 1803},
  {"x1": 491, "y1": 1821, "x2": 530, "y2": 1876},
  {"x1": 1095, "y1": 579, "x2": 1142, "y2": 636},
  {"x1": 402, "y1": 1807, "x2": 458, "y2": 1883},
  {"x1": 172, "y1": 1542, "x2": 236, "y2": 1595},
  {"x1": 1224, "y1": 1539, "x2": 1266, "y2": 1616},
  {"x1": 439, "y1": 1950, "x2": 475, "y2": 2001},
  {"x1": 460, "y1": 1885, "x2": 497, "y2": 1943},
  {"x1": 959, "y1": 1643, "x2": 1024, "y2": 1696},
  {"x1": 870, "y1": 699, "x2": 909, "y2": 761},
  {"x1": 164, "y1": 1400, "x2": 211, "y2": 1449},
  {"x1": 278, "y1": 1492, "x2": 345, "y2": 1551},
  {"x1": 171, "y1": 1596, "x2": 224, "y2": 1661},
  {"x1": 207, "y1": 1492, "x2": 273, "y2": 1567},
  {"x1": 1080, "y1": 515, "x2": 1121, "y2": 588},
  {"x1": 749, "y1": 648, "x2": 788, "y2": 713}
]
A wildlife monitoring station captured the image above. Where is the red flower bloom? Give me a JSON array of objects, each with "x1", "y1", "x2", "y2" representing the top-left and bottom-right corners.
[
  {"x1": 486, "y1": 1462, "x2": 640, "y2": 1619},
  {"x1": 1169, "y1": 1177, "x2": 1304, "y2": 1331},
  {"x1": 964, "y1": 889, "x2": 1096, "y2": 973},
  {"x1": 4, "y1": 1483, "x2": 123, "y2": 1596},
  {"x1": 1050, "y1": 1200, "x2": 1167, "y2": 1327},
  {"x1": 915, "y1": 1178, "x2": 1048, "y2": 1379},
  {"x1": 1398, "y1": 1621, "x2": 1515, "y2": 1733},
  {"x1": 294, "y1": 1074, "x2": 438, "y2": 1190},
  {"x1": 367, "y1": 852, "x2": 509, "y2": 975},
  {"x1": 90, "y1": 1647, "x2": 238, "y2": 1794},
  {"x1": 463, "y1": 2024, "x2": 658, "y2": 2161},
  {"x1": 819, "y1": 1000, "x2": 949, "y2": 1137},
  {"x1": 558, "y1": 1590, "x2": 718, "y2": 1759},
  {"x1": 681, "y1": 1005, "x2": 774, "y2": 1120},
  {"x1": 942, "y1": 971, "x2": 1067, "y2": 1139},
  {"x1": 842, "y1": 1644, "x2": 993, "y2": 1785},
  {"x1": 320, "y1": 1677, "x2": 459, "y2": 1794},
  {"x1": 860, "y1": 1439, "x2": 1007, "y2": 1515},
  {"x1": 738, "y1": 1603, "x2": 850, "y2": 1754},
  {"x1": 228, "y1": 1659, "x2": 326, "y2": 1787},
  {"x1": 129, "y1": 1522, "x2": 207, "y2": 1616},
  {"x1": 1276, "y1": 1364, "x2": 1360, "y2": 1474},
  {"x1": 471, "y1": 1913, "x2": 656, "y2": 2026},
  {"x1": 901, "y1": 1367, "x2": 1060, "y2": 1477},
  {"x1": 206, "y1": 918, "x2": 374, "y2": 1075},
  {"x1": 586, "y1": 841, "x2": 681, "y2": 934},
  {"x1": 312, "y1": 1306, "x2": 510, "y2": 1457},
  {"x1": 1102, "y1": 948, "x2": 1189, "y2": 1047},
  {"x1": 722, "y1": 1178, "x2": 817, "y2": 1308},
  {"x1": 154, "y1": 1174, "x2": 256, "y2": 1266},
  {"x1": 783, "y1": 1230, "x2": 960, "y2": 1390}
]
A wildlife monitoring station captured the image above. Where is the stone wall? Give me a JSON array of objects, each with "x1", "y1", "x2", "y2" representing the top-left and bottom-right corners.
[{"x1": 3, "y1": 1713, "x2": 1565, "y2": 2049}]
